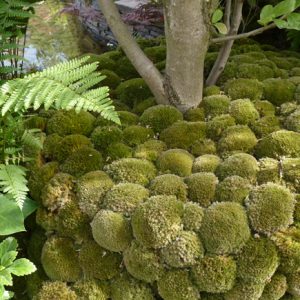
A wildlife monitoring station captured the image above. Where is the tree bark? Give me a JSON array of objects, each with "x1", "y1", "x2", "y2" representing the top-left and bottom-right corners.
[
  {"x1": 163, "y1": 0, "x2": 213, "y2": 111},
  {"x1": 97, "y1": 0, "x2": 168, "y2": 105}
]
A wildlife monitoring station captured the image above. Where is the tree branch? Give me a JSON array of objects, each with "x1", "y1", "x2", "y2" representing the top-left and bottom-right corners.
[
  {"x1": 224, "y1": 0, "x2": 232, "y2": 30},
  {"x1": 97, "y1": 0, "x2": 168, "y2": 105}
]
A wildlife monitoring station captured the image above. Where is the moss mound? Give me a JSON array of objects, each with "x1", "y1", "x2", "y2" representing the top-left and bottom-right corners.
[
  {"x1": 229, "y1": 99, "x2": 259, "y2": 125},
  {"x1": 182, "y1": 202, "x2": 204, "y2": 232},
  {"x1": 260, "y1": 273, "x2": 287, "y2": 300},
  {"x1": 202, "y1": 95, "x2": 230, "y2": 118},
  {"x1": 190, "y1": 139, "x2": 217, "y2": 156},
  {"x1": 251, "y1": 115, "x2": 280, "y2": 138},
  {"x1": 106, "y1": 142, "x2": 133, "y2": 161},
  {"x1": 91, "y1": 126, "x2": 123, "y2": 151},
  {"x1": 192, "y1": 154, "x2": 221, "y2": 173},
  {"x1": 72, "y1": 280, "x2": 109, "y2": 300},
  {"x1": 134, "y1": 139, "x2": 167, "y2": 161},
  {"x1": 206, "y1": 114, "x2": 236, "y2": 141},
  {"x1": 224, "y1": 281, "x2": 265, "y2": 300},
  {"x1": 123, "y1": 125, "x2": 154, "y2": 146}
]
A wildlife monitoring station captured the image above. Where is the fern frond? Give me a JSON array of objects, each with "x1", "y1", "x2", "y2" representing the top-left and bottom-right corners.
[
  {"x1": 21, "y1": 129, "x2": 43, "y2": 151},
  {"x1": 0, "y1": 164, "x2": 28, "y2": 207}
]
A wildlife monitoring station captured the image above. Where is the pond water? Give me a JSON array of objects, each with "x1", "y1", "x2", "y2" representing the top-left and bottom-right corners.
[{"x1": 23, "y1": 0, "x2": 102, "y2": 70}]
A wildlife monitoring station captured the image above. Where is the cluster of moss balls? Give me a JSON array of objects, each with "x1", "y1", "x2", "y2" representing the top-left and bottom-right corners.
[{"x1": 24, "y1": 37, "x2": 300, "y2": 300}]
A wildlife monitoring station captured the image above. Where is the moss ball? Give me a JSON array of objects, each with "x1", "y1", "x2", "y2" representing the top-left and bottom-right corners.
[
  {"x1": 216, "y1": 153, "x2": 258, "y2": 182},
  {"x1": 253, "y1": 100, "x2": 276, "y2": 117},
  {"x1": 157, "y1": 149, "x2": 194, "y2": 177},
  {"x1": 285, "y1": 109, "x2": 300, "y2": 133},
  {"x1": 182, "y1": 202, "x2": 204, "y2": 232},
  {"x1": 160, "y1": 121, "x2": 206, "y2": 150},
  {"x1": 255, "y1": 130, "x2": 300, "y2": 158},
  {"x1": 251, "y1": 115, "x2": 281, "y2": 138},
  {"x1": 236, "y1": 63, "x2": 274, "y2": 81},
  {"x1": 115, "y1": 56, "x2": 139, "y2": 80},
  {"x1": 61, "y1": 146, "x2": 103, "y2": 177},
  {"x1": 76, "y1": 171, "x2": 114, "y2": 219},
  {"x1": 46, "y1": 110, "x2": 95, "y2": 136},
  {"x1": 104, "y1": 158, "x2": 157, "y2": 185},
  {"x1": 106, "y1": 142, "x2": 132, "y2": 162},
  {"x1": 110, "y1": 273, "x2": 155, "y2": 300},
  {"x1": 124, "y1": 240, "x2": 164, "y2": 283},
  {"x1": 229, "y1": 99, "x2": 260, "y2": 125},
  {"x1": 117, "y1": 111, "x2": 139, "y2": 126},
  {"x1": 225, "y1": 78, "x2": 263, "y2": 100},
  {"x1": 202, "y1": 95, "x2": 230, "y2": 118},
  {"x1": 102, "y1": 183, "x2": 149, "y2": 216},
  {"x1": 131, "y1": 195, "x2": 184, "y2": 248},
  {"x1": 160, "y1": 230, "x2": 204, "y2": 268},
  {"x1": 185, "y1": 172, "x2": 218, "y2": 207},
  {"x1": 140, "y1": 105, "x2": 183, "y2": 133},
  {"x1": 132, "y1": 97, "x2": 156, "y2": 115},
  {"x1": 217, "y1": 125, "x2": 258, "y2": 156},
  {"x1": 115, "y1": 78, "x2": 152, "y2": 107},
  {"x1": 236, "y1": 237, "x2": 279, "y2": 283},
  {"x1": 206, "y1": 114, "x2": 236, "y2": 141},
  {"x1": 184, "y1": 108, "x2": 205, "y2": 121},
  {"x1": 247, "y1": 183, "x2": 295, "y2": 234},
  {"x1": 149, "y1": 174, "x2": 187, "y2": 202},
  {"x1": 224, "y1": 281, "x2": 265, "y2": 300},
  {"x1": 263, "y1": 78, "x2": 296, "y2": 106},
  {"x1": 91, "y1": 209, "x2": 133, "y2": 252},
  {"x1": 282, "y1": 158, "x2": 300, "y2": 193},
  {"x1": 24, "y1": 115, "x2": 47, "y2": 131},
  {"x1": 190, "y1": 139, "x2": 217, "y2": 156},
  {"x1": 294, "y1": 194, "x2": 300, "y2": 222},
  {"x1": 203, "y1": 85, "x2": 221, "y2": 96},
  {"x1": 100, "y1": 69, "x2": 121, "y2": 89},
  {"x1": 192, "y1": 255, "x2": 237, "y2": 293},
  {"x1": 42, "y1": 134, "x2": 63, "y2": 160},
  {"x1": 41, "y1": 236, "x2": 81, "y2": 282},
  {"x1": 134, "y1": 139, "x2": 167, "y2": 161},
  {"x1": 260, "y1": 273, "x2": 287, "y2": 300},
  {"x1": 78, "y1": 240, "x2": 122, "y2": 280},
  {"x1": 287, "y1": 273, "x2": 300, "y2": 297},
  {"x1": 36, "y1": 207, "x2": 58, "y2": 232},
  {"x1": 123, "y1": 125, "x2": 154, "y2": 146},
  {"x1": 215, "y1": 176, "x2": 251, "y2": 204},
  {"x1": 192, "y1": 154, "x2": 221, "y2": 173},
  {"x1": 86, "y1": 53, "x2": 117, "y2": 70},
  {"x1": 157, "y1": 270, "x2": 199, "y2": 300},
  {"x1": 72, "y1": 280, "x2": 109, "y2": 300},
  {"x1": 199, "y1": 202, "x2": 250, "y2": 254},
  {"x1": 279, "y1": 102, "x2": 298, "y2": 116},
  {"x1": 144, "y1": 46, "x2": 166, "y2": 63},
  {"x1": 34, "y1": 281, "x2": 78, "y2": 300},
  {"x1": 91, "y1": 126, "x2": 123, "y2": 151}
]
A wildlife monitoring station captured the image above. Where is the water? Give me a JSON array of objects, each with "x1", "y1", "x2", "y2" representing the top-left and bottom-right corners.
[{"x1": 23, "y1": 0, "x2": 102, "y2": 70}]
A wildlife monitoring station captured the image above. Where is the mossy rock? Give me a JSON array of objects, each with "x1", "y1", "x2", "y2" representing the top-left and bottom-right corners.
[
  {"x1": 229, "y1": 99, "x2": 259, "y2": 125},
  {"x1": 182, "y1": 202, "x2": 204, "y2": 232},
  {"x1": 131, "y1": 195, "x2": 184, "y2": 248},
  {"x1": 46, "y1": 110, "x2": 95, "y2": 136},
  {"x1": 144, "y1": 46, "x2": 166, "y2": 63},
  {"x1": 102, "y1": 182, "x2": 149, "y2": 216},
  {"x1": 27, "y1": 228, "x2": 47, "y2": 266},
  {"x1": 185, "y1": 172, "x2": 218, "y2": 207},
  {"x1": 282, "y1": 158, "x2": 300, "y2": 193},
  {"x1": 72, "y1": 280, "x2": 110, "y2": 300},
  {"x1": 251, "y1": 115, "x2": 281, "y2": 138},
  {"x1": 105, "y1": 142, "x2": 133, "y2": 162},
  {"x1": 149, "y1": 174, "x2": 187, "y2": 202},
  {"x1": 203, "y1": 85, "x2": 221, "y2": 96},
  {"x1": 260, "y1": 273, "x2": 287, "y2": 300},
  {"x1": 206, "y1": 114, "x2": 236, "y2": 141},
  {"x1": 132, "y1": 97, "x2": 157, "y2": 115},
  {"x1": 104, "y1": 158, "x2": 157, "y2": 185},
  {"x1": 285, "y1": 108, "x2": 300, "y2": 133},
  {"x1": 157, "y1": 270, "x2": 199, "y2": 300},
  {"x1": 134, "y1": 139, "x2": 167, "y2": 162},
  {"x1": 255, "y1": 130, "x2": 300, "y2": 158},
  {"x1": 280, "y1": 102, "x2": 298, "y2": 116},
  {"x1": 118, "y1": 111, "x2": 140, "y2": 126},
  {"x1": 86, "y1": 53, "x2": 117, "y2": 71},
  {"x1": 199, "y1": 202, "x2": 251, "y2": 254},
  {"x1": 91, "y1": 126, "x2": 123, "y2": 151},
  {"x1": 184, "y1": 108, "x2": 205, "y2": 122},
  {"x1": 42, "y1": 134, "x2": 63, "y2": 161},
  {"x1": 246, "y1": 183, "x2": 295, "y2": 234},
  {"x1": 100, "y1": 69, "x2": 121, "y2": 89},
  {"x1": 223, "y1": 281, "x2": 265, "y2": 300},
  {"x1": 115, "y1": 56, "x2": 139, "y2": 79},
  {"x1": 192, "y1": 255, "x2": 237, "y2": 293},
  {"x1": 157, "y1": 149, "x2": 194, "y2": 177},
  {"x1": 202, "y1": 95, "x2": 230, "y2": 118},
  {"x1": 123, "y1": 125, "x2": 154, "y2": 146},
  {"x1": 287, "y1": 272, "x2": 300, "y2": 297},
  {"x1": 160, "y1": 121, "x2": 206, "y2": 150},
  {"x1": 190, "y1": 139, "x2": 217, "y2": 156},
  {"x1": 41, "y1": 236, "x2": 81, "y2": 282},
  {"x1": 192, "y1": 154, "x2": 221, "y2": 173},
  {"x1": 91, "y1": 209, "x2": 133, "y2": 252},
  {"x1": 236, "y1": 63, "x2": 275, "y2": 81},
  {"x1": 140, "y1": 105, "x2": 183, "y2": 133},
  {"x1": 253, "y1": 100, "x2": 276, "y2": 117},
  {"x1": 291, "y1": 67, "x2": 300, "y2": 76}
]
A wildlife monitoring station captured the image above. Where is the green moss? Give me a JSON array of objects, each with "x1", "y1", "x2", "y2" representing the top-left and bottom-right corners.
[
  {"x1": 91, "y1": 126, "x2": 123, "y2": 151},
  {"x1": 115, "y1": 78, "x2": 152, "y2": 107},
  {"x1": 160, "y1": 121, "x2": 206, "y2": 150},
  {"x1": 200, "y1": 293, "x2": 225, "y2": 300},
  {"x1": 136, "y1": 37, "x2": 164, "y2": 49},
  {"x1": 140, "y1": 105, "x2": 183, "y2": 133},
  {"x1": 149, "y1": 174, "x2": 187, "y2": 202},
  {"x1": 217, "y1": 125, "x2": 258, "y2": 156},
  {"x1": 184, "y1": 108, "x2": 205, "y2": 121},
  {"x1": 203, "y1": 85, "x2": 221, "y2": 96},
  {"x1": 118, "y1": 111, "x2": 139, "y2": 126},
  {"x1": 282, "y1": 158, "x2": 300, "y2": 192},
  {"x1": 27, "y1": 228, "x2": 47, "y2": 266},
  {"x1": 91, "y1": 209, "x2": 133, "y2": 252},
  {"x1": 269, "y1": 56, "x2": 295, "y2": 70},
  {"x1": 78, "y1": 240, "x2": 122, "y2": 280},
  {"x1": 285, "y1": 109, "x2": 300, "y2": 132},
  {"x1": 182, "y1": 202, "x2": 204, "y2": 232},
  {"x1": 287, "y1": 273, "x2": 300, "y2": 297},
  {"x1": 190, "y1": 139, "x2": 217, "y2": 156},
  {"x1": 33, "y1": 281, "x2": 78, "y2": 300},
  {"x1": 192, "y1": 154, "x2": 221, "y2": 173},
  {"x1": 72, "y1": 280, "x2": 109, "y2": 300},
  {"x1": 102, "y1": 183, "x2": 149, "y2": 216},
  {"x1": 124, "y1": 240, "x2": 164, "y2": 283},
  {"x1": 230, "y1": 54, "x2": 254, "y2": 64},
  {"x1": 160, "y1": 230, "x2": 204, "y2": 268},
  {"x1": 225, "y1": 79, "x2": 263, "y2": 100},
  {"x1": 255, "y1": 130, "x2": 300, "y2": 158},
  {"x1": 24, "y1": 115, "x2": 47, "y2": 131},
  {"x1": 123, "y1": 125, "x2": 154, "y2": 146},
  {"x1": 155, "y1": 59, "x2": 166, "y2": 71},
  {"x1": 131, "y1": 195, "x2": 184, "y2": 248},
  {"x1": 206, "y1": 115, "x2": 236, "y2": 141},
  {"x1": 223, "y1": 281, "x2": 265, "y2": 300},
  {"x1": 46, "y1": 110, "x2": 95, "y2": 136},
  {"x1": 132, "y1": 97, "x2": 156, "y2": 115},
  {"x1": 41, "y1": 236, "x2": 81, "y2": 282},
  {"x1": 134, "y1": 139, "x2": 167, "y2": 161},
  {"x1": 294, "y1": 194, "x2": 300, "y2": 222},
  {"x1": 144, "y1": 46, "x2": 166, "y2": 63},
  {"x1": 291, "y1": 67, "x2": 300, "y2": 76},
  {"x1": 263, "y1": 79, "x2": 296, "y2": 106},
  {"x1": 215, "y1": 176, "x2": 251, "y2": 204},
  {"x1": 253, "y1": 100, "x2": 276, "y2": 117},
  {"x1": 251, "y1": 115, "x2": 281, "y2": 138},
  {"x1": 104, "y1": 158, "x2": 157, "y2": 185},
  {"x1": 26, "y1": 270, "x2": 47, "y2": 299},
  {"x1": 110, "y1": 273, "x2": 155, "y2": 300},
  {"x1": 205, "y1": 52, "x2": 218, "y2": 77},
  {"x1": 280, "y1": 102, "x2": 298, "y2": 116},
  {"x1": 105, "y1": 142, "x2": 133, "y2": 162},
  {"x1": 185, "y1": 172, "x2": 218, "y2": 207},
  {"x1": 157, "y1": 149, "x2": 194, "y2": 177},
  {"x1": 192, "y1": 255, "x2": 237, "y2": 293},
  {"x1": 35, "y1": 207, "x2": 58, "y2": 232},
  {"x1": 218, "y1": 62, "x2": 238, "y2": 85},
  {"x1": 42, "y1": 134, "x2": 63, "y2": 160},
  {"x1": 246, "y1": 183, "x2": 295, "y2": 234},
  {"x1": 199, "y1": 202, "x2": 251, "y2": 254},
  {"x1": 202, "y1": 95, "x2": 230, "y2": 118},
  {"x1": 60, "y1": 146, "x2": 103, "y2": 177},
  {"x1": 115, "y1": 56, "x2": 140, "y2": 79},
  {"x1": 100, "y1": 69, "x2": 121, "y2": 89},
  {"x1": 86, "y1": 54, "x2": 117, "y2": 71},
  {"x1": 236, "y1": 63, "x2": 275, "y2": 81},
  {"x1": 260, "y1": 273, "x2": 287, "y2": 300},
  {"x1": 157, "y1": 270, "x2": 199, "y2": 300},
  {"x1": 229, "y1": 99, "x2": 260, "y2": 125},
  {"x1": 76, "y1": 171, "x2": 114, "y2": 219}
]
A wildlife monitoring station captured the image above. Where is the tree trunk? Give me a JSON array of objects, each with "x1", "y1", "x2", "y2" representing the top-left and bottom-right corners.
[{"x1": 163, "y1": 0, "x2": 213, "y2": 111}]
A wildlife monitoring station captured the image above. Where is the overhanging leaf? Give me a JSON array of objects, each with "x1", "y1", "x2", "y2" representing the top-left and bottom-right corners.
[
  {"x1": 212, "y1": 9, "x2": 223, "y2": 24},
  {"x1": 7, "y1": 258, "x2": 36, "y2": 276},
  {"x1": 214, "y1": 22, "x2": 228, "y2": 35},
  {"x1": 21, "y1": 197, "x2": 38, "y2": 219},
  {"x1": 274, "y1": 18, "x2": 289, "y2": 28},
  {"x1": 287, "y1": 12, "x2": 300, "y2": 29},
  {"x1": 259, "y1": 5, "x2": 275, "y2": 25},
  {"x1": 273, "y1": 0, "x2": 296, "y2": 17}
]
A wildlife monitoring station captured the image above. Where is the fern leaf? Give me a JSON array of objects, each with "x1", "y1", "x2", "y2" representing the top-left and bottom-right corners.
[{"x1": 21, "y1": 129, "x2": 43, "y2": 151}]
